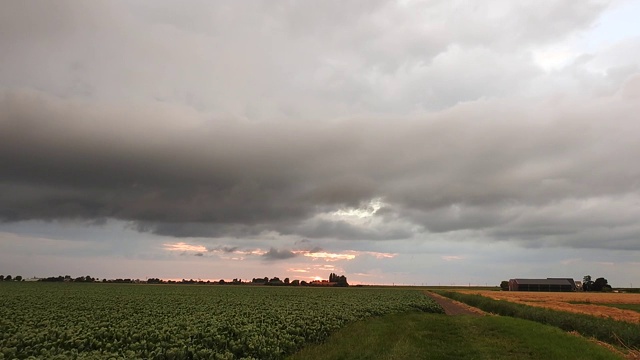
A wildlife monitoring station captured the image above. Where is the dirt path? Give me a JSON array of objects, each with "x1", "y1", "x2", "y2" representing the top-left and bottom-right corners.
[{"x1": 424, "y1": 291, "x2": 485, "y2": 316}]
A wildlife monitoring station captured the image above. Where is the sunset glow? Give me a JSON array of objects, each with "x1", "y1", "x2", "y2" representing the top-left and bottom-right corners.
[
  {"x1": 302, "y1": 252, "x2": 356, "y2": 261},
  {"x1": 163, "y1": 242, "x2": 207, "y2": 253}
]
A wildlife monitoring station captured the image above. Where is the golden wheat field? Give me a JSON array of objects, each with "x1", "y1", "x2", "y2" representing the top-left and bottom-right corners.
[{"x1": 455, "y1": 290, "x2": 640, "y2": 323}]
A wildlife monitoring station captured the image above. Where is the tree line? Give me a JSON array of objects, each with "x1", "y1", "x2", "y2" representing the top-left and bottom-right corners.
[
  {"x1": 582, "y1": 275, "x2": 612, "y2": 292},
  {"x1": 0, "y1": 273, "x2": 350, "y2": 287},
  {"x1": 0, "y1": 275, "x2": 22, "y2": 281}
]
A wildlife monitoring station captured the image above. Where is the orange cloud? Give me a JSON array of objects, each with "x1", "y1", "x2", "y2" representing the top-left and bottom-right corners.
[
  {"x1": 163, "y1": 242, "x2": 207, "y2": 252},
  {"x1": 302, "y1": 252, "x2": 356, "y2": 261}
]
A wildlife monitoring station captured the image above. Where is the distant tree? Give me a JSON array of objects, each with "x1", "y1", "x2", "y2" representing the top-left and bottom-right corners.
[
  {"x1": 500, "y1": 281, "x2": 509, "y2": 291},
  {"x1": 593, "y1": 277, "x2": 611, "y2": 292},
  {"x1": 583, "y1": 275, "x2": 594, "y2": 292},
  {"x1": 336, "y1": 275, "x2": 349, "y2": 287},
  {"x1": 284, "y1": 278, "x2": 290, "y2": 285},
  {"x1": 219, "y1": 279, "x2": 225, "y2": 284},
  {"x1": 300, "y1": 281, "x2": 308, "y2": 286},
  {"x1": 0, "y1": 275, "x2": 4, "y2": 281},
  {"x1": 4, "y1": 275, "x2": 12, "y2": 281},
  {"x1": 14, "y1": 275, "x2": 22, "y2": 282},
  {"x1": 291, "y1": 279, "x2": 300, "y2": 286}
]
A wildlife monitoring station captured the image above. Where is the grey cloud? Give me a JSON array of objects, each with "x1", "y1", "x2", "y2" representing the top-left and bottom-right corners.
[
  {"x1": 288, "y1": 218, "x2": 415, "y2": 241},
  {"x1": 219, "y1": 246, "x2": 239, "y2": 254},
  {"x1": 0, "y1": 1, "x2": 610, "y2": 117},
  {"x1": 262, "y1": 248, "x2": 298, "y2": 261},
  {"x1": 308, "y1": 247, "x2": 324, "y2": 254},
  {"x1": 2, "y1": 88, "x2": 640, "y2": 250},
  {"x1": 2, "y1": 1, "x2": 640, "y2": 251}
]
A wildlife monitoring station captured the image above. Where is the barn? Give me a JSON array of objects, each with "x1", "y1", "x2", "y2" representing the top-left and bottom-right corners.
[{"x1": 508, "y1": 278, "x2": 576, "y2": 292}]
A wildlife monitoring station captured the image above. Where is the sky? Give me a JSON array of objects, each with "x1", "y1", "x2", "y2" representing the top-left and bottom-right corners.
[{"x1": 1, "y1": 0, "x2": 640, "y2": 286}]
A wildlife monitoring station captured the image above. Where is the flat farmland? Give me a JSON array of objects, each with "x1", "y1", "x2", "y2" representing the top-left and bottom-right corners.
[
  {"x1": 454, "y1": 290, "x2": 640, "y2": 323},
  {"x1": 0, "y1": 283, "x2": 443, "y2": 359}
]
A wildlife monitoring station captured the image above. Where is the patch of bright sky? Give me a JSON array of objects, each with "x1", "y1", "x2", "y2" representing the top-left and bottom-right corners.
[
  {"x1": 331, "y1": 198, "x2": 383, "y2": 219},
  {"x1": 533, "y1": 0, "x2": 640, "y2": 71}
]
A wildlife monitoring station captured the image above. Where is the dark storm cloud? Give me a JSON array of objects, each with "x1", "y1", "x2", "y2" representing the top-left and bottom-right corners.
[
  {"x1": 2, "y1": 86, "x2": 640, "y2": 249},
  {"x1": 2, "y1": 0, "x2": 640, "y2": 251},
  {"x1": 262, "y1": 248, "x2": 298, "y2": 261}
]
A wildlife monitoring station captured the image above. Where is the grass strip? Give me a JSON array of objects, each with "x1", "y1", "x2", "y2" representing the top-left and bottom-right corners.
[
  {"x1": 435, "y1": 291, "x2": 640, "y2": 349},
  {"x1": 287, "y1": 312, "x2": 623, "y2": 360}
]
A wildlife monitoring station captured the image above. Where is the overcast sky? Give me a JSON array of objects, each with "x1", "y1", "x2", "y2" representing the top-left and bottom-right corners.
[{"x1": 2, "y1": 0, "x2": 640, "y2": 286}]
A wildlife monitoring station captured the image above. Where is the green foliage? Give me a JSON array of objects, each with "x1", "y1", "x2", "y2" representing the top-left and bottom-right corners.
[
  {"x1": 436, "y1": 291, "x2": 640, "y2": 349},
  {"x1": 288, "y1": 312, "x2": 623, "y2": 360},
  {"x1": 593, "y1": 277, "x2": 611, "y2": 292},
  {"x1": 0, "y1": 283, "x2": 442, "y2": 359},
  {"x1": 583, "y1": 275, "x2": 594, "y2": 291},
  {"x1": 499, "y1": 281, "x2": 509, "y2": 291}
]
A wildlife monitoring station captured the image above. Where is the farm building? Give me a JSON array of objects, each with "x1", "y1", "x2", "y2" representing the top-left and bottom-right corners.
[{"x1": 508, "y1": 278, "x2": 576, "y2": 292}]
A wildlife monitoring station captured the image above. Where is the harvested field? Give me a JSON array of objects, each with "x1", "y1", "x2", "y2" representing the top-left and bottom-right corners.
[{"x1": 454, "y1": 290, "x2": 640, "y2": 323}]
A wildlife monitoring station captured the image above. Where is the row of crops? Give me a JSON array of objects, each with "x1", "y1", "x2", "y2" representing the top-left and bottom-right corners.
[{"x1": 0, "y1": 283, "x2": 443, "y2": 359}]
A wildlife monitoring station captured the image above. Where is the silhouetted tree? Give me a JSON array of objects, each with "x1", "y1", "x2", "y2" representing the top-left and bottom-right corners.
[
  {"x1": 4, "y1": 275, "x2": 12, "y2": 281},
  {"x1": 583, "y1": 275, "x2": 594, "y2": 291},
  {"x1": 336, "y1": 275, "x2": 349, "y2": 287},
  {"x1": 593, "y1": 277, "x2": 611, "y2": 292},
  {"x1": 0, "y1": 275, "x2": 4, "y2": 281},
  {"x1": 14, "y1": 276, "x2": 22, "y2": 282},
  {"x1": 500, "y1": 281, "x2": 509, "y2": 291}
]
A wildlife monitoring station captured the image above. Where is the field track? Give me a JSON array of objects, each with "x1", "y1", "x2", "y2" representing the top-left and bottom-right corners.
[
  {"x1": 455, "y1": 290, "x2": 640, "y2": 323},
  {"x1": 424, "y1": 291, "x2": 485, "y2": 316}
]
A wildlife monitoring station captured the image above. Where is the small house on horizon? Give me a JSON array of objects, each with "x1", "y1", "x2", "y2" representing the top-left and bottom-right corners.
[{"x1": 508, "y1": 278, "x2": 576, "y2": 292}]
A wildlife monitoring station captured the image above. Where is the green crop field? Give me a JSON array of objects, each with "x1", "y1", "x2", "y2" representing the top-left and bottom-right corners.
[{"x1": 0, "y1": 283, "x2": 442, "y2": 359}]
